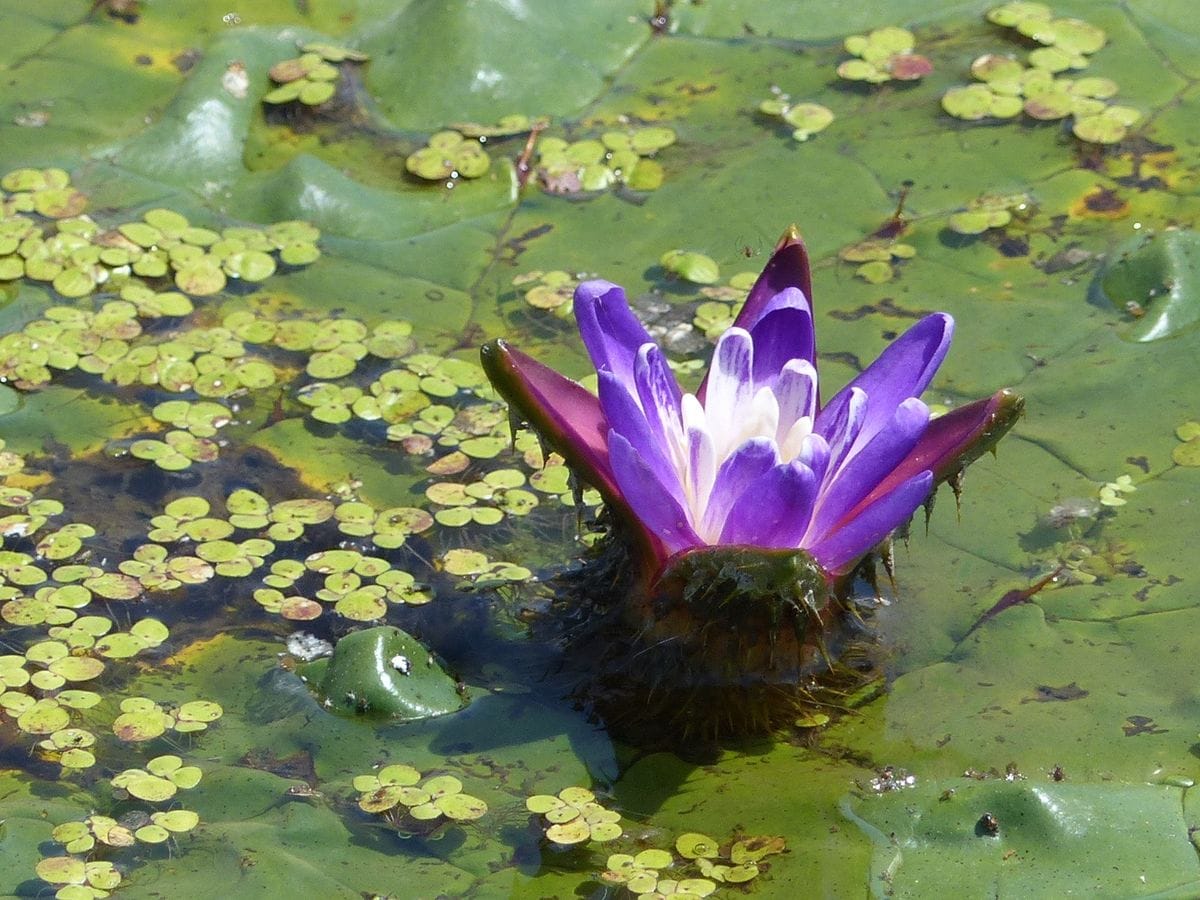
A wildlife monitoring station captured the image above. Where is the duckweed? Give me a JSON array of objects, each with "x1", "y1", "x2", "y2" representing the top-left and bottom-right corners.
[
  {"x1": 526, "y1": 786, "x2": 622, "y2": 844},
  {"x1": 264, "y1": 43, "x2": 368, "y2": 106},
  {"x1": 406, "y1": 131, "x2": 492, "y2": 181},
  {"x1": 947, "y1": 191, "x2": 1035, "y2": 234},
  {"x1": 512, "y1": 269, "x2": 580, "y2": 315},
  {"x1": 839, "y1": 238, "x2": 916, "y2": 284},
  {"x1": 941, "y1": 9, "x2": 1138, "y2": 143},
  {"x1": 757, "y1": 95, "x2": 835, "y2": 142},
  {"x1": 838, "y1": 26, "x2": 933, "y2": 83},
  {"x1": 355, "y1": 765, "x2": 489, "y2": 827},
  {"x1": 535, "y1": 124, "x2": 675, "y2": 195}
]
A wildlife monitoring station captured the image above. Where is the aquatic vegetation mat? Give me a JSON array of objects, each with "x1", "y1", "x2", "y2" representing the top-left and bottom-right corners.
[{"x1": 3, "y1": 0, "x2": 1200, "y2": 897}]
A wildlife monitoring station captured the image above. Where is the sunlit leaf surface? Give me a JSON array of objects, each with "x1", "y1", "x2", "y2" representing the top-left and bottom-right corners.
[{"x1": 3, "y1": 1, "x2": 1200, "y2": 897}]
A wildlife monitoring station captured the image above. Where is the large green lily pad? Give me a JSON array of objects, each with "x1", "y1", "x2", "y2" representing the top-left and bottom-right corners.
[{"x1": 4, "y1": 0, "x2": 1200, "y2": 897}]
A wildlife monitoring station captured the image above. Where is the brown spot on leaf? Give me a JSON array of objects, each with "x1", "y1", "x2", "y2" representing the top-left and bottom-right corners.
[
  {"x1": 827, "y1": 297, "x2": 932, "y2": 321},
  {"x1": 1122, "y1": 715, "x2": 1168, "y2": 736},
  {"x1": 1029, "y1": 682, "x2": 1089, "y2": 702},
  {"x1": 1069, "y1": 186, "x2": 1130, "y2": 220}
]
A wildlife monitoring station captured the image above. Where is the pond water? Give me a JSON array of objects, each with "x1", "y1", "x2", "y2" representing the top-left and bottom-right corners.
[{"x1": 3, "y1": 1, "x2": 1200, "y2": 897}]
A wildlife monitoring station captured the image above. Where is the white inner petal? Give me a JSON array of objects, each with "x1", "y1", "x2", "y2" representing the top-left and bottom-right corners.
[{"x1": 652, "y1": 348, "x2": 821, "y2": 543}]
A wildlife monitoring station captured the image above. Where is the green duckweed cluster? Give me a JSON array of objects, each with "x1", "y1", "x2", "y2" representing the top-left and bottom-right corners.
[
  {"x1": 839, "y1": 236, "x2": 917, "y2": 284},
  {"x1": 947, "y1": 191, "x2": 1035, "y2": 235},
  {"x1": 0, "y1": 170, "x2": 318, "y2": 299},
  {"x1": 1173, "y1": 421, "x2": 1200, "y2": 467},
  {"x1": 406, "y1": 130, "x2": 492, "y2": 181},
  {"x1": 600, "y1": 830, "x2": 785, "y2": 898},
  {"x1": 512, "y1": 269, "x2": 581, "y2": 316},
  {"x1": 37, "y1": 754, "x2": 205, "y2": 897},
  {"x1": 526, "y1": 786, "x2": 623, "y2": 845},
  {"x1": 0, "y1": 448, "x2": 220, "y2": 898},
  {"x1": 837, "y1": 26, "x2": 933, "y2": 83},
  {"x1": 756, "y1": 94, "x2": 835, "y2": 142},
  {"x1": 660, "y1": 249, "x2": 720, "y2": 285},
  {"x1": 407, "y1": 115, "x2": 545, "y2": 182},
  {"x1": 535, "y1": 125, "x2": 675, "y2": 194},
  {"x1": 355, "y1": 764, "x2": 488, "y2": 830},
  {"x1": 943, "y1": 4, "x2": 1140, "y2": 143},
  {"x1": 263, "y1": 42, "x2": 369, "y2": 106},
  {"x1": 691, "y1": 273, "x2": 758, "y2": 342}
]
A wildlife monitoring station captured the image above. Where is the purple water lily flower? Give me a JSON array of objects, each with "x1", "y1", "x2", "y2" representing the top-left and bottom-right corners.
[{"x1": 483, "y1": 227, "x2": 1021, "y2": 583}]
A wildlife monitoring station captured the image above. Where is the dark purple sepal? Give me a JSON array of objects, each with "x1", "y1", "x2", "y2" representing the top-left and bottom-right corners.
[
  {"x1": 480, "y1": 339, "x2": 669, "y2": 570},
  {"x1": 846, "y1": 388, "x2": 1025, "y2": 521}
]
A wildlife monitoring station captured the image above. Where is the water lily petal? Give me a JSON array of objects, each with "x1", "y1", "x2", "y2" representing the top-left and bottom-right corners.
[
  {"x1": 823, "y1": 387, "x2": 867, "y2": 474},
  {"x1": 719, "y1": 460, "x2": 818, "y2": 548},
  {"x1": 634, "y1": 343, "x2": 685, "y2": 464},
  {"x1": 685, "y1": 426, "x2": 717, "y2": 520},
  {"x1": 704, "y1": 327, "x2": 755, "y2": 454},
  {"x1": 480, "y1": 339, "x2": 615, "y2": 496},
  {"x1": 608, "y1": 430, "x2": 702, "y2": 554},
  {"x1": 699, "y1": 437, "x2": 778, "y2": 540},
  {"x1": 599, "y1": 371, "x2": 686, "y2": 508},
  {"x1": 848, "y1": 389, "x2": 1024, "y2": 514},
  {"x1": 575, "y1": 280, "x2": 655, "y2": 386},
  {"x1": 797, "y1": 432, "x2": 831, "y2": 484},
  {"x1": 775, "y1": 359, "x2": 818, "y2": 442},
  {"x1": 809, "y1": 471, "x2": 933, "y2": 574},
  {"x1": 733, "y1": 226, "x2": 814, "y2": 332},
  {"x1": 807, "y1": 397, "x2": 929, "y2": 542},
  {"x1": 748, "y1": 292, "x2": 815, "y2": 388},
  {"x1": 817, "y1": 313, "x2": 953, "y2": 454}
]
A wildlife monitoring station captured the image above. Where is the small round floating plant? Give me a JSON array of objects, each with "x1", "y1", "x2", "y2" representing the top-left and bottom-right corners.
[
  {"x1": 481, "y1": 226, "x2": 1023, "y2": 738},
  {"x1": 263, "y1": 42, "x2": 368, "y2": 107},
  {"x1": 355, "y1": 765, "x2": 488, "y2": 831},
  {"x1": 837, "y1": 26, "x2": 933, "y2": 84},
  {"x1": 757, "y1": 94, "x2": 834, "y2": 142},
  {"x1": 942, "y1": 5, "x2": 1140, "y2": 144}
]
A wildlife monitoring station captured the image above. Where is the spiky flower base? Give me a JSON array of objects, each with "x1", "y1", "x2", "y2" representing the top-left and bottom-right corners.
[{"x1": 548, "y1": 528, "x2": 882, "y2": 743}]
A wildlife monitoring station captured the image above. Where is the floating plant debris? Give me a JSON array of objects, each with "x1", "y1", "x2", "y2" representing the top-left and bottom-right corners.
[
  {"x1": 837, "y1": 26, "x2": 933, "y2": 83},
  {"x1": 757, "y1": 95, "x2": 835, "y2": 142},
  {"x1": 263, "y1": 43, "x2": 368, "y2": 106}
]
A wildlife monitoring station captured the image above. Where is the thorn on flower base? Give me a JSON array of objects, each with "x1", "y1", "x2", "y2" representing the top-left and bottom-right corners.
[{"x1": 482, "y1": 226, "x2": 1022, "y2": 740}]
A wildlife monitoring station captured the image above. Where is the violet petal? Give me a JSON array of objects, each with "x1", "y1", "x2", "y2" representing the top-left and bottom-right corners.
[
  {"x1": 704, "y1": 327, "x2": 755, "y2": 443},
  {"x1": 633, "y1": 343, "x2": 685, "y2": 455},
  {"x1": 598, "y1": 371, "x2": 686, "y2": 508},
  {"x1": 808, "y1": 471, "x2": 934, "y2": 574},
  {"x1": 480, "y1": 339, "x2": 616, "y2": 497},
  {"x1": 733, "y1": 226, "x2": 814, "y2": 332},
  {"x1": 849, "y1": 389, "x2": 1024, "y2": 515},
  {"x1": 608, "y1": 430, "x2": 702, "y2": 554},
  {"x1": 748, "y1": 301, "x2": 816, "y2": 390},
  {"x1": 719, "y1": 460, "x2": 818, "y2": 548},
  {"x1": 575, "y1": 280, "x2": 655, "y2": 384},
  {"x1": 816, "y1": 313, "x2": 952, "y2": 452},
  {"x1": 699, "y1": 437, "x2": 778, "y2": 540},
  {"x1": 807, "y1": 397, "x2": 929, "y2": 542}
]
